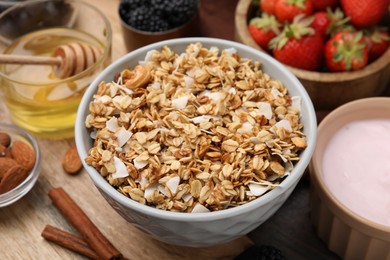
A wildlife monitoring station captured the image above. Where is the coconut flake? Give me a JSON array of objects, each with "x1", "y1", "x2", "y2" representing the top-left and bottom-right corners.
[
  {"x1": 270, "y1": 119, "x2": 292, "y2": 134},
  {"x1": 172, "y1": 96, "x2": 189, "y2": 110},
  {"x1": 106, "y1": 117, "x2": 120, "y2": 132},
  {"x1": 151, "y1": 82, "x2": 161, "y2": 90},
  {"x1": 144, "y1": 183, "x2": 158, "y2": 199},
  {"x1": 250, "y1": 137, "x2": 261, "y2": 144},
  {"x1": 223, "y1": 47, "x2": 237, "y2": 56},
  {"x1": 228, "y1": 87, "x2": 237, "y2": 94},
  {"x1": 186, "y1": 67, "x2": 203, "y2": 78},
  {"x1": 201, "y1": 90, "x2": 222, "y2": 102},
  {"x1": 137, "y1": 172, "x2": 147, "y2": 185},
  {"x1": 115, "y1": 127, "x2": 132, "y2": 147},
  {"x1": 174, "y1": 53, "x2": 185, "y2": 71},
  {"x1": 271, "y1": 88, "x2": 283, "y2": 99},
  {"x1": 200, "y1": 129, "x2": 214, "y2": 135},
  {"x1": 117, "y1": 84, "x2": 135, "y2": 95},
  {"x1": 133, "y1": 158, "x2": 148, "y2": 170},
  {"x1": 140, "y1": 50, "x2": 157, "y2": 64},
  {"x1": 189, "y1": 44, "x2": 201, "y2": 58},
  {"x1": 109, "y1": 83, "x2": 119, "y2": 97},
  {"x1": 209, "y1": 46, "x2": 219, "y2": 53},
  {"x1": 248, "y1": 183, "x2": 271, "y2": 196},
  {"x1": 291, "y1": 96, "x2": 302, "y2": 111},
  {"x1": 182, "y1": 193, "x2": 192, "y2": 202},
  {"x1": 237, "y1": 121, "x2": 253, "y2": 134},
  {"x1": 191, "y1": 203, "x2": 210, "y2": 213},
  {"x1": 272, "y1": 152, "x2": 288, "y2": 163},
  {"x1": 158, "y1": 185, "x2": 170, "y2": 197},
  {"x1": 285, "y1": 160, "x2": 294, "y2": 172},
  {"x1": 190, "y1": 115, "x2": 220, "y2": 124},
  {"x1": 157, "y1": 127, "x2": 170, "y2": 133},
  {"x1": 96, "y1": 95, "x2": 111, "y2": 104},
  {"x1": 112, "y1": 157, "x2": 129, "y2": 179},
  {"x1": 267, "y1": 174, "x2": 279, "y2": 182},
  {"x1": 250, "y1": 180, "x2": 280, "y2": 187},
  {"x1": 184, "y1": 76, "x2": 194, "y2": 89},
  {"x1": 166, "y1": 175, "x2": 180, "y2": 195},
  {"x1": 258, "y1": 102, "x2": 272, "y2": 119}
]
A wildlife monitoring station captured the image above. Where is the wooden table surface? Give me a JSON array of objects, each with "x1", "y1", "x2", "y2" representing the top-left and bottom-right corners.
[
  {"x1": 0, "y1": 1, "x2": 254, "y2": 259},
  {"x1": 1, "y1": 0, "x2": 388, "y2": 259}
]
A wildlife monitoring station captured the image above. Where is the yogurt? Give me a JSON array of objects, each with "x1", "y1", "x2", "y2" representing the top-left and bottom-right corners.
[{"x1": 322, "y1": 118, "x2": 390, "y2": 227}]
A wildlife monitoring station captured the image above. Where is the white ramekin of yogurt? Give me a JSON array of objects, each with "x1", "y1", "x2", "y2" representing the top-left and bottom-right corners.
[{"x1": 309, "y1": 97, "x2": 390, "y2": 260}]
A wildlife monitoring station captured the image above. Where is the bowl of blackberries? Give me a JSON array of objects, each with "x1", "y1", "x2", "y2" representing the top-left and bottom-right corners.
[{"x1": 119, "y1": 0, "x2": 200, "y2": 51}]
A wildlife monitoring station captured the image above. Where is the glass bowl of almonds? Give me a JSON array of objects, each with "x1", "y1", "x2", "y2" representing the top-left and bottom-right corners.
[
  {"x1": 0, "y1": 123, "x2": 41, "y2": 207},
  {"x1": 75, "y1": 37, "x2": 317, "y2": 247}
]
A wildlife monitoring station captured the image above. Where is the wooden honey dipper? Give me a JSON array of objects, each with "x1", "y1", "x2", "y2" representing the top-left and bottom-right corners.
[{"x1": 0, "y1": 42, "x2": 102, "y2": 79}]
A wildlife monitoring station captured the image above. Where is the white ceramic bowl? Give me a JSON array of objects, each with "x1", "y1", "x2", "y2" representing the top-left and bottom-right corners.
[{"x1": 75, "y1": 37, "x2": 317, "y2": 247}]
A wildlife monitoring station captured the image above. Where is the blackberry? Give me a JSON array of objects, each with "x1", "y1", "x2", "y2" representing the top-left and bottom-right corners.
[
  {"x1": 234, "y1": 245, "x2": 286, "y2": 260},
  {"x1": 119, "y1": 0, "x2": 198, "y2": 32}
]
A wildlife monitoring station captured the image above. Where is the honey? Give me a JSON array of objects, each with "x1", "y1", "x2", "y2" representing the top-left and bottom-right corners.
[{"x1": 0, "y1": 28, "x2": 110, "y2": 138}]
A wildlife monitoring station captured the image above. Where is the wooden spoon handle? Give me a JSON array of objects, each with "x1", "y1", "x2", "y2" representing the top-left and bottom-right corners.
[{"x1": 0, "y1": 54, "x2": 61, "y2": 66}]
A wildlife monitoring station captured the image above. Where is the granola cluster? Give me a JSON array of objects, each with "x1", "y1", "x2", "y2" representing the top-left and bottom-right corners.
[{"x1": 84, "y1": 43, "x2": 307, "y2": 212}]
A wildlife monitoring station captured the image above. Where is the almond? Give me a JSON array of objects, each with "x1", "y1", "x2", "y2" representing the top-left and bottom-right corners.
[
  {"x1": 62, "y1": 144, "x2": 82, "y2": 175},
  {"x1": 10, "y1": 140, "x2": 36, "y2": 172},
  {"x1": 0, "y1": 132, "x2": 11, "y2": 147},
  {"x1": 0, "y1": 157, "x2": 18, "y2": 179},
  {"x1": 0, "y1": 165, "x2": 29, "y2": 194},
  {"x1": 0, "y1": 144, "x2": 12, "y2": 158}
]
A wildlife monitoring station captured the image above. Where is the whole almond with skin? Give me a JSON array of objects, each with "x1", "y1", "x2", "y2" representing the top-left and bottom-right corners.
[
  {"x1": 62, "y1": 144, "x2": 82, "y2": 174},
  {"x1": 10, "y1": 140, "x2": 36, "y2": 172},
  {"x1": 0, "y1": 144, "x2": 12, "y2": 158},
  {"x1": 0, "y1": 164, "x2": 29, "y2": 194},
  {"x1": 0, "y1": 157, "x2": 18, "y2": 179},
  {"x1": 0, "y1": 132, "x2": 11, "y2": 147}
]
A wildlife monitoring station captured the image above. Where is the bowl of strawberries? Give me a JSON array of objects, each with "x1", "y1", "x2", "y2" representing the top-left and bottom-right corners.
[{"x1": 235, "y1": 0, "x2": 390, "y2": 110}]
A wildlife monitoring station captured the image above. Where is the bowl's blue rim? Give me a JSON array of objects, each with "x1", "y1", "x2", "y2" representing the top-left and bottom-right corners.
[{"x1": 75, "y1": 37, "x2": 317, "y2": 222}]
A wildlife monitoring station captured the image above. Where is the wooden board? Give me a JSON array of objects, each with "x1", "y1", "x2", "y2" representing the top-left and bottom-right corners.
[{"x1": 0, "y1": 0, "x2": 252, "y2": 259}]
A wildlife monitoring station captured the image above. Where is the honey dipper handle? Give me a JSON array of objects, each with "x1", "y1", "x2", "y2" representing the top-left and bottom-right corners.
[{"x1": 0, "y1": 54, "x2": 61, "y2": 66}]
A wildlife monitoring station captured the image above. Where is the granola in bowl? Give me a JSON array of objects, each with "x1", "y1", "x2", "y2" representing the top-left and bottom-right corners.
[{"x1": 84, "y1": 42, "x2": 307, "y2": 213}]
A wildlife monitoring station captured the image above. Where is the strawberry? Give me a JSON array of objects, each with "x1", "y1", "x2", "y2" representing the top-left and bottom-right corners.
[
  {"x1": 324, "y1": 31, "x2": 368, "y2": 71},
  {"x1": 270, "y1": 15, "x2": 324, "y2": 71},
  {"x1": 311, "y1": 12, "x2": 330, "y2": 38},
  {"x1": 260, "y1": 0, "x2": 278, "y2": 15},
  {"x1": 274, "y1": 0, "x2": 313, "y2": 23},
  {"x1": 365, "y1": 28, "x2": 390, "y2": 62},
  {"x1": 325, "y1": 7, "x2": 352, "y2": 36},
  {"x1": 248, "y1": 13, "x2": 281, "y2": 52},
  {"x1": 311, "y1": 8, "x2": 351, "y2": 39},
  {"x1": 340, "y1": 0, "x2": 390, "y2": 29},
  {"x1": 312, "y1": 0, "x2": 338, "y2": 11}
]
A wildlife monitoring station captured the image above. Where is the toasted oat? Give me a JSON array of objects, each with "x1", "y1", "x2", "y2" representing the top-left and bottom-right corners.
[{"x1": 84, "y1": 43, "x2": 307, "y2": 212}]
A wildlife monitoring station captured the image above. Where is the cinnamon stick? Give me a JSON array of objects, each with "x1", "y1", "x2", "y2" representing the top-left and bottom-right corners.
[
  {"x1": 41, "y1": 225, "x2": 99, "y2": 260},
  {"x1": 48, "y1": 187, "x2": 122, "y2": 260}
]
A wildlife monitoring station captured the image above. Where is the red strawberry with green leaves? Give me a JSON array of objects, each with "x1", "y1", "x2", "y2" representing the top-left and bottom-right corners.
[
  {"x1": 365, "y1": 28, "x2": 390, "y2": 62},
  {"x1": 311, "y1": 8, "x2": 351, "y2": 39},
  {"x1": 324, "y1": 31, "x2": 368, "y2": 71},
  {"x1": 311, "y1": 12, "x2": 330, "y2": 38},
  {"x1": 260, "y1": 0, "x2": 278, "y2": 15},
  {"x1": 312, "y1": 0, "x2": 339, "y2": 11},
  {"x1": 340, "y1": 0, "x2": 390, "y2": 29},
  {"x1": 274, "y1": 0, "x2": 313, "y2": 23},
  {"x1": 248, "y1": 13, "x2": 281, "y2": 52},
  {"x1": 270, "y1": 15, "x2": 324, "y2": 71},
  {"x1": 325, "y1": 7, "x2": 352, "y2": 36}
]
